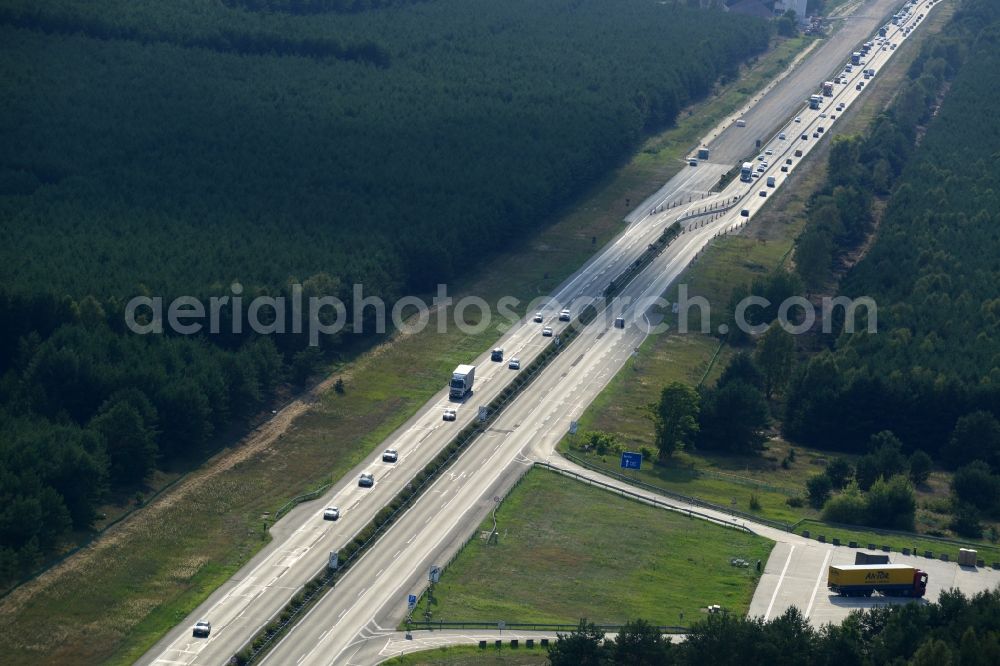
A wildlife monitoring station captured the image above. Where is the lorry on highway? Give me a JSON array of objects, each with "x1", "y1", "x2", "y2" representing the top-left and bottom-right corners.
[
  {"x1": 827, "y1": 564, "x2": 928, "y2": 598},
  {"x1": 449, "y1": 364, "x2": 475, "y2": 399},
  {"x1": 809, "y1": 94, "x2": 823, "y2": 110},
  {"x1": 740, "y1": 162, "x2": 754, "y2": 182},
  {"x1": 851, "y1": 51, "x2": 862, "y2": 65},
  {"x1": 822, "y1": 81, "x2": 834, "y2": 96}
]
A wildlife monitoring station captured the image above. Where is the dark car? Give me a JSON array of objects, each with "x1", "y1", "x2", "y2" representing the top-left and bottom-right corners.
[
  {"x1": 359, "y1": 473, "x2": 374, "y2": 488},
  {"x1": 491, "y1": 347, "x2": 503, "y2": 361},
  {"x1": 193, "y1": 621, "x2": 211, "y2": 638}
]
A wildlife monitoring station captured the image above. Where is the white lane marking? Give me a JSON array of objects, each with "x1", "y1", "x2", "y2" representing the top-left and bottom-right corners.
[
  {"x1": 764, "y1": 545, "x2": 795, "y2": 620},
  {"x1": 393, "y1": 550, "x2": 401, "y2": 559},
  {"x1": 805, "y1": 548, "x2": 832, "y2": 618},
  {"x1": 375, "y1": 568, "x2": 384, "y2": 578}
]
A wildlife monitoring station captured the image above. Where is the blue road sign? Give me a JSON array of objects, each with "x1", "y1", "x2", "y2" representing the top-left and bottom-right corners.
[
  {"x1": 620, "y1": 451, "x2": 642, "y2": 470},
  {"x1": 407, "y1": 594, "x2": 417, "y2": 609}
]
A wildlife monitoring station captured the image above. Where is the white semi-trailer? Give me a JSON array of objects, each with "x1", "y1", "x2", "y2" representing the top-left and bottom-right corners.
[{"x1": 449, "y1": 364, "x2": 476, "y2": 399}]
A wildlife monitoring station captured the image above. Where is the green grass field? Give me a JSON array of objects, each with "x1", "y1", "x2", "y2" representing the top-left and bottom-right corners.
[
  {"x1": 793, "y1": 519, "x2": 1000, "y2": 566},
  {"x1": 382, "y1": 645, "x2": 548, "y2": 666},
  {"x1": 412, "y1": 468, "x2": 773, "y2": 627},
  {"x1": 0, "y1": 32, "x2": 811, "y2": 666}
]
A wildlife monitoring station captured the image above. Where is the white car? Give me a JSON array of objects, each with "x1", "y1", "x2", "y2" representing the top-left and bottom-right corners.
[
  {"x1": 442, "y1": 408, "x2": 457, "y2": 421},
  {"x1": 323, "y1": 507, "x2": 340, "y2": 521},
  {"x1": 193, "y1": 621, "x2": 211, "y2": 638},
  {"x1": 819, "y1": 113, "x2": 827, "y2": 119},
  {"x1": 358, "y1": 473, "x2": 375, "y2": 488},
  {"x1": 508, "y1": 358, "x2": 520, "y2": 370},
  {"x1": 794, "y1": 116, "x2": 802, "y2": 123},
  {"x1": 558, "y1": 309, "x2": 571, "y2": 321},
  {"x1": 778, "y1": 133, "x2": 786, "y2": 140},
  {"x1": 382, "y1": 449, "x2": 398, "y2": 463},
  {"x1": 542, "y1": 326, "x2": 554, "y2": 337},
  {"x1": 533, "y1": 312, "x2": 543, "y2": 323}
]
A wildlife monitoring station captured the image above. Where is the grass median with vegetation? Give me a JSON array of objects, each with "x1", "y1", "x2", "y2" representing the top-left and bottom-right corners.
[{"x1": 412, "y1": 468, "x2": 773, "y2": 627}]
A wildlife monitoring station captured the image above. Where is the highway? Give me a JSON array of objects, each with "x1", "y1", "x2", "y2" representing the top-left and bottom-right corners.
[{"x1": 140, "y1": 2, "x2": 942, "y2": 664}]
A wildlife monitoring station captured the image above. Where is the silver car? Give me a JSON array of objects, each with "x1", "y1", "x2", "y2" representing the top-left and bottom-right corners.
[
  {"x1": 542, "y1": 326, "x2": 554, "y2": 337},
  {"x1": 382, "y1": 449, "x2": 398, "y2": 463},
  {"x1": 323, "y1": 507, "x2": 340, "y2": 521},
  {"x1": 508, "y1": 358, "x2": 521, "y2": 370}
]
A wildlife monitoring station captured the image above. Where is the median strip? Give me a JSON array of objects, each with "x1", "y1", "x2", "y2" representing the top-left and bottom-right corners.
[{"x1": 230, "y1": 230, "x2": 686, "y2": 664}]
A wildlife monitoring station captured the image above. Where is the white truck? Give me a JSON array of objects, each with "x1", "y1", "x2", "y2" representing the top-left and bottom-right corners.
[{"x1": 449, "y1": 364, "x2": 476, "y2": 399}]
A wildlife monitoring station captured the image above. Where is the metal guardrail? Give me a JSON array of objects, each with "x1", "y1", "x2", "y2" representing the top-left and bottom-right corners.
[
  {"x1": 536, "y1": 460, "x2": 754, "y2": 534},
  {"x1": 273, "y1": 482, "x2": 333, "y2": 522},
  {"x1": 790, "y1": 518, "x2": 1000, "y2": 552},
  {"x1": 406, "y1": 620, "x2": 688, "y2": 633},
  {"x1": 560, "y1": 452, "x2": 792, "y2": 532}
]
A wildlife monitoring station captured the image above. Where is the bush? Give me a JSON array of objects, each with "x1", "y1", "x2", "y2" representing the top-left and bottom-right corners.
[
  {"x1": 786, "y1": 495, "x2": 805, "y2": 508},
  {"x1": 821, "y1": 481, "x2": 867, "y2": 524},
  {"x1": 865, "y1": 475, "x2": 916, "y2": 531},
  {"x1": 825, "y1": 457, "x2": 853, "y2": 489},
  {"x1": 806, "y1": 474, "x2": 833, "y2": 509},
  {"x1": 950, "y1": 502, "x2": 983, "y2": 539},
  {"x1": 749, "y1": 493, "x2": 762, "y2": 511},
  {"x1": 909, "y1": 450, "x2": 933, "y2": 485},
  {"x1": 951, "y1": 461, "x2": 1000, "y2": 513}
]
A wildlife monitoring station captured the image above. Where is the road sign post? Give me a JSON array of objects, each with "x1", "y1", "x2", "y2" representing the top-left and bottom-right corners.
[
  {"x1": 620, "y1": 451, "x2": 642, "y2": 470},
  {"x1": 407, "y1": 594, "x2": 417, "y2": 610},
  {"x1": 621, "y1": 451, "x2": 642, "y2": 480},
  {"x1": 428, "y1": 565, "x2": 442, "y2": 583}
]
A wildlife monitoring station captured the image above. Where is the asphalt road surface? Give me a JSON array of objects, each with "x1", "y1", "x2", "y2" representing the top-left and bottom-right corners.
[{"x1": 141, "y1": 2, "x2": 946, "y2": 664}]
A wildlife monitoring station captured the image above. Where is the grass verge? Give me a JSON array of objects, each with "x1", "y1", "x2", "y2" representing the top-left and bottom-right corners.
[
  {"x1": 412, "y1": 467, "x2": 773, "y2": 626},
  {"x1": 0, "y1": 32, "x2": 811, "y2": 666},
  {"x1": 382, "y1": 645, "x2": 547, "y2": 666},
  {"x1": 793, "y1": 519, "x2": 1000, "y2": 566}
]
